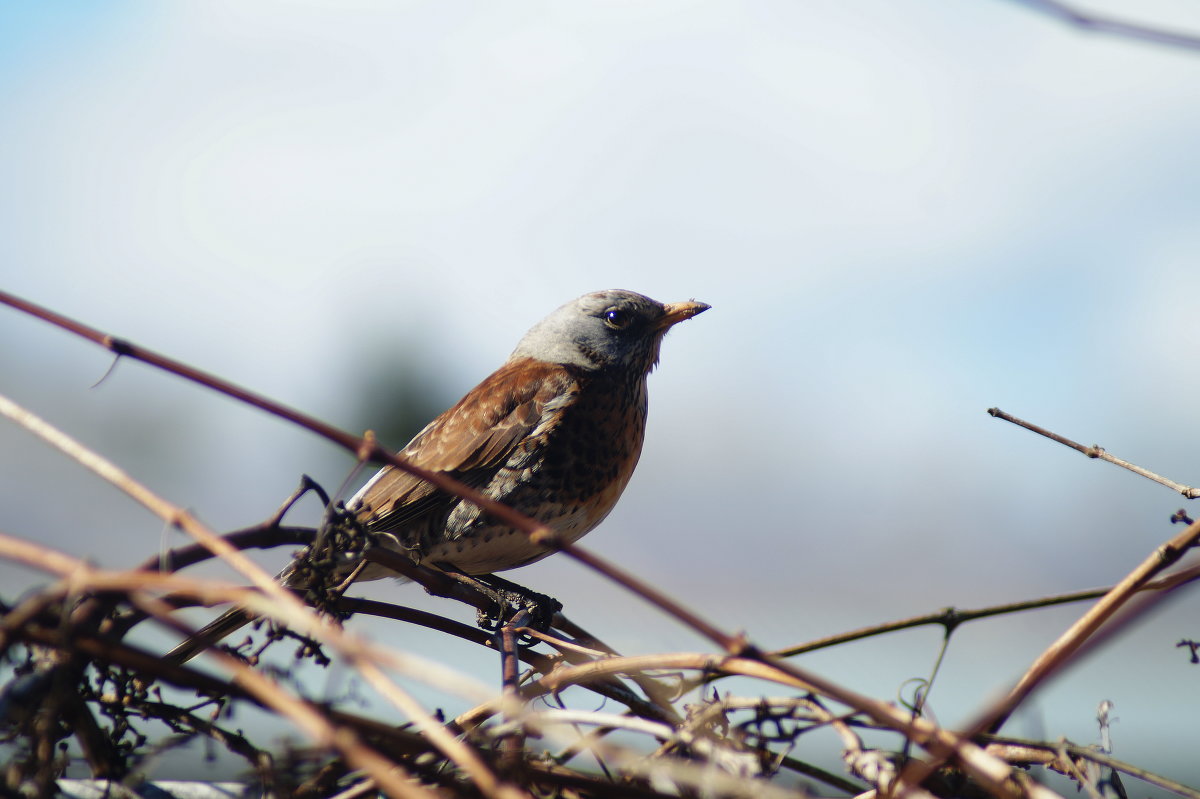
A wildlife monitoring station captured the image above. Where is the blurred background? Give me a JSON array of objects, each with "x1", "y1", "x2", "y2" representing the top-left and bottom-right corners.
[{"x1": 3, "y1": 0, "x2": 1200, "y2": 788}]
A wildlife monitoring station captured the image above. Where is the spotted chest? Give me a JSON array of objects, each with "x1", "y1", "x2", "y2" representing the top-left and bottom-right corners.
[{"x1": 423, "y1": 370, "x2": 650, "y2": 573}]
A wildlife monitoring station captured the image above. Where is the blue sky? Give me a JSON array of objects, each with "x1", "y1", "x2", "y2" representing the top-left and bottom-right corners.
[{"x1": 3, "y1": 1, "x2": 1200, "y2": 786}]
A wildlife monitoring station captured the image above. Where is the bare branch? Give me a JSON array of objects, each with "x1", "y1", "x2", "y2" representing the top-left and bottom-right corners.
[
  {"x1": 7, "y1": 291, "x2": 1193, "y2": 797},
  {"x1": 1011, "y1": 0, "x2": 1200, "y2": 52},
  {"x1": 988, "y1": 407, "x2": 1200, "y2": 498},
  {"x1": 771, "y1": 564, "x2": 1200, "y2": 658},
  {"x1": 984, "y1": 734, "x2": 1200, "y2": 799},
  {"x1": 0, "y1": 289, "x2": 556, "y2": 542},
  {"x1": 894, "y1": 509, "x2": 1200, "y2": 792}
]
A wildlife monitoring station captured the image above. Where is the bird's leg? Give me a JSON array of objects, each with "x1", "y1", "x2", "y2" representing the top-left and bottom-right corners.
[
  {"x1": 438, "y1": 571, "x2": 562, "y2": 632},
  {"x1": 475, "y1": 573, "x2": 563, "y2": 632}
]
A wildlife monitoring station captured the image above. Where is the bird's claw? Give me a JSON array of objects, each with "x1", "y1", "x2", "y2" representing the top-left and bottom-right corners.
[{"x1": 472, "y1": 581, "x2": 562, "y2": 637}]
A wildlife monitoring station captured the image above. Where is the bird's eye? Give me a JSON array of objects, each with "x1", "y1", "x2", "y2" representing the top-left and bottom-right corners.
[{"x1": 603, "y1": 308, "x2": 634, "y2": 330}]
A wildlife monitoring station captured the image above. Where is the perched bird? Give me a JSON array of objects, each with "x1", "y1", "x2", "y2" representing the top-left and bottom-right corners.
[{"x1": 168, "y1": 289, "x2": 708, "y2": 661}]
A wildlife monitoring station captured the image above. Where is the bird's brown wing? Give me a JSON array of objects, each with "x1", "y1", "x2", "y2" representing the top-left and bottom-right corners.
[{"x1": 353, "y1": 357, "x2": 578, "y2": 535}]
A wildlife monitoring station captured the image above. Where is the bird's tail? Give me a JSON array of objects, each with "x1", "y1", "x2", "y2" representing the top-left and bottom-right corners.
[
  {"x1": 166, "y1": 559, "x2": 306, "y2": 664},
  {"x1": 164, "y1": 533, "x2": 393, "y2": 664},
  {"x1": 164, "y1": 606, "x2": 256, "y2": 665}
]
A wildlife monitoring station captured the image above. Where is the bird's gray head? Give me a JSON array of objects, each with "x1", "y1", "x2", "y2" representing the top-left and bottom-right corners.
[{"x1": 510, "y1": 289, "x2": 710, "y2": 374}]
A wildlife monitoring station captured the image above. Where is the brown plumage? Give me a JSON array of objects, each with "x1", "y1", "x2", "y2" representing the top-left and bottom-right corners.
[{"x1": 167, "y1": 289, "x2": 708, "y2": 662}]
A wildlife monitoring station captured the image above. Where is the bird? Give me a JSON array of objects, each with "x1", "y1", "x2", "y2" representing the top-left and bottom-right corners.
[{"x1": 167, "y1": 289, "x2": 709, "y2": 661}]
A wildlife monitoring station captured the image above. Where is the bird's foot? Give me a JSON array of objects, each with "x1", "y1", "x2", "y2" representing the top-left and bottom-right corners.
[{"x1": 463, "y1": 573, "x2": 562, "y2": 633}]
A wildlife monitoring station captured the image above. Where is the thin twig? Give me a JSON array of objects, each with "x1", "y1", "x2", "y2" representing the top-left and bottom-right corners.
[
  {"x1": 341, "y1": 598, "x2": 673, "y2": 726},
  {"x1": 771, "y1": 564, "x2": 1200, "y2": 659},
  {"x1": 23, "y1": 622, "x2": 481, "y2": 791},
  {"x1": 136, "y1": 525, "x2": 317, "y2": 575},
  {"x1": 457, "y1": 651, "x2": 1059, "y2": 799},
  {"x1": 0, "y1": 524, "x2": 519, "y2": 799},
  {"x1": 528, "y1": 535, "x2": 1056, "y2": 797},
  {"x1": 988, "y1": 407, "x2": 1200, "y2": 498},
  {"x1": 2, "y1": 551, "x2": 437, "y2": 798},
  {"x1": 0, "y1": 391, "x2": 318, "y2": 619},
  {"x1": 551, "y1": 613, "x2": 682, "y2": 716},
  {"x1": 72, "y1": 525, "x2": 317, "y2": 638},
  {"x1": 129, "y1": 594, "x2": 446, "y2": 799},
  {"x1": 1, "y1": 292, "x2": 759, "y2": 670},
  {"x1": 0, "y1": 540, "x2": 492, "y2": 701},
  {"x1": 535, "y1": 534, "x2": 749, "y2": 654},
  {"x1": 1010, "y1": 0, "x2": 1200, "y2": 52},
  {"x1": 504, "y1": 708, "x2": 675, "y2": 743},
  {"x1": 10, "y1": 606, "x2": 442, "y2": 762},
  {"x1": 0, "y1": 289, "x2": 556, "y2": 541},
  {"x1": 1, "y1": 292, "x2": 1082, "y2": 797},
  {"x1": 985, "y1": 734, "x2": 1200, "y2": 799},
  {"x1": 981, "y1": 411, "x2": 1200, "y2": 731},
  {"x1": 894, "y1": 510, "x2": 1200, "y2": 794}
]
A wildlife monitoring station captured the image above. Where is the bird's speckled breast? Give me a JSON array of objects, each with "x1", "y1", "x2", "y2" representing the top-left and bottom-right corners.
[{"x1": 423, "y1": 370, "x2": 650, "y2": 574}]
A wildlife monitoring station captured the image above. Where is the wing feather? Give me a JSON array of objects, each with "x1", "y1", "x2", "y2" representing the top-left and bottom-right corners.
[{"x1": 351, "y1": 358, "x2": 577, "y2": 535}]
